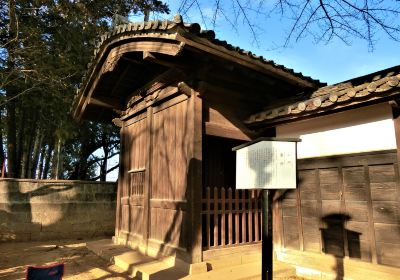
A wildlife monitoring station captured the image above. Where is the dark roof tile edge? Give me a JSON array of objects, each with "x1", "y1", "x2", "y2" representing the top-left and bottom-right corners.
[
  {"x1": 247, "y1": 70, "x2": 400, "y2": 125},
  {"x1": 75, "y1": 14, "x2": 324, "y2": 101}
]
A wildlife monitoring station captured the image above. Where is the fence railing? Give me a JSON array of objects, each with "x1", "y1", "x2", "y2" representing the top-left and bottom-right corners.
[{"x1": 202, "y1": 186, "x2": 263, "y2": 250}]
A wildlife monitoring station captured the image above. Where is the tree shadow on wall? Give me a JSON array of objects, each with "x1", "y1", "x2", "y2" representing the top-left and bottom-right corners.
[
  {"x1": 0, "y1": 181, "x2": 81, "y2": 241},
  {"x1": 320, "y1": 213, "x2": 361, "y2": 280}
]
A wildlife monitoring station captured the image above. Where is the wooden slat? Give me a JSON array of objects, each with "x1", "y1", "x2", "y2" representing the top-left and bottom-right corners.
[
  {"x1": 228, "y1": 188, "x2": 233, "y2": 245},
  {"x1": 248, "y1": 190, "x2": 253, "y2": 243},
  {"x1": 364, "y1": 165, "x2": 378, "y2": 264},
  {"x1": 235, "y1": 189, "x2": 240, "y2": 244},
  {"x1": 242, "y1": 190, "x2": 247, "y2": 243},
  {"x1": 214, "y1": 187, "x2": 219, "y2": 246},
  {"x1": 255, "y1": 190, "x2": 259, "y2": 242},
  {"x1": 296, "y1": 187, "x2": 304, "y2": 251},
  {"x1": 206, "y1": 187, "x2": 211, "y2": 249},
  {"x1": 221, "y1": 188, "x2": 226, "y2": 246},
  {"x1": 202, "y1": 186, "x2": 264, "y2": 250}
]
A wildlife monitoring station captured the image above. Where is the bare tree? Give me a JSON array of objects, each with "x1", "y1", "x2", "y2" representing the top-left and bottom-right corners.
[{"x1": 178, "y1": 0, "x2": 400, "y2": 50}]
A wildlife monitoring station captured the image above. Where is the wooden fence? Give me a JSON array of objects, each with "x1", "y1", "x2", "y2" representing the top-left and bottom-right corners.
[{"x1": 202, "y1": 187, "x2": 263, "y2": 249}]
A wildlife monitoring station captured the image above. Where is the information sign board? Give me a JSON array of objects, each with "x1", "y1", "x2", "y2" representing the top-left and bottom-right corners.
[{"x1": 234, "y1": 139, "x2": 299, "y2": 189}]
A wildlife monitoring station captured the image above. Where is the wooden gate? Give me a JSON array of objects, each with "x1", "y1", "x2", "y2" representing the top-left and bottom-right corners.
[
  {"x1": 118, "y1": 114, "x2": 148, "y2": 243},
  {"x1": 202, "y1": 187, "x2": 263, "y2": 249}
]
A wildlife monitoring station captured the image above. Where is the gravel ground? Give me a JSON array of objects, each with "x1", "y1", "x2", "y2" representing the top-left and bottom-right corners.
[
  {"x1": 0, "y1": 239, "x2": 306, "y2": 280},
  {"x1": 0, "y1": 238, "x2": 129, "y2": 280}
]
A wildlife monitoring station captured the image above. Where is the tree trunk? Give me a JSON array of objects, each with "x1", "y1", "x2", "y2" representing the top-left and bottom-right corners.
[
  {"x1": 20, "y1": 115, "x2": 36, "y2": 178},
  {"x1": 5, "y1": 0, "x2": 18, "y2": 178},
  {"x1": 23, "y1": 115, "x2": 37, "y2": 178},
  {"x1": 51, "y1": 137, "x2": 62, "y2": 179},
  {"x1": 100, "y1": 148, "x2": 108, "y2": 181},
  {"x1": 30, "y1": 129, "x2": 42, "y2": 178},
  {"x1": 42, "y1": 141, "x2": 54, "y2": 179},
  {"x1": 37, "y1": 143, "x2": 46, "y2": 179},
  {"x1": 0, "y1": 126, "x2": 6, "y2": 177},
  {"x1": 16, "y1": 109, "x2": 26, "y2": 178}
]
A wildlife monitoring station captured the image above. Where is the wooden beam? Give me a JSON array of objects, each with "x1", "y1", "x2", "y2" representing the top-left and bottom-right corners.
[
  {"x1": 177, "y1": 81, "x2": 193, "y2": 97},
  {"x1": 126, "y1": 68, "x2": 185, "y2": 106},
  {"x1": 143, "y1": 51, "x2": 185, "y2": 68},
  {"x1": 176, "y1": 32, "x2": 319, "y2": 88},
  {"x1": 88, "y1": 96, "x2": 124, "y2": 110},
  {"x1": 205, "y1": 122, "x2": 251, "y2": 141},
  {"x1": 110, "y1": 64, "x2": 131, "y2": 97}
]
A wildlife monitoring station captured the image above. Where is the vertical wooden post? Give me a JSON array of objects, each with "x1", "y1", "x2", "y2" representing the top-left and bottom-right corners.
[
  {"x1": 228, "y1": 188, "x2": 233, "y2": 245},
  {"x1": 262, "y1": 190, "x2": 273, "y2": 280},
  {"x1": 114, "y1": 123, "x2": 125, "y2": 241},
  {"x1": 206, "y1": 187, "x2": 211, "y2": 249},
  {"x1": 143, "y1": 106, "x2": 153, "y2": 250},
  {"x1": 235, "y1": 189, "x2": 240, "y2": 244},
  {"x1": 214, "y1": 187, "x2": 219, "y2": 246},
  {"x1": 187, "y1": 90, "x2": 203, "y2": 263},
  {"x1": 393, "y1": 105, "x2": 400, "y2": 170}
]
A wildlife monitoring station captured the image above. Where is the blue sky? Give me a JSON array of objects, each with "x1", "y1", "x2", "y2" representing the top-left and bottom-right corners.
[{"x1": 134, "y1": 0, "x2": 400, "y2": 85}]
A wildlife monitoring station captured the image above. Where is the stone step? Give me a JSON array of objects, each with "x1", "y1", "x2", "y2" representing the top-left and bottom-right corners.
[
  {"x1": 86, "y1": 239, "x2": 299, "y2": 280},
  {"x1": 86, "y1": 239, "x2": 190, "y2": 279}
]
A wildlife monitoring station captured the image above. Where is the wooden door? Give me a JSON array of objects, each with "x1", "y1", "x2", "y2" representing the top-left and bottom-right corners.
[
  {"x1": 148, "y1": 97, "x2": 190, "y2": 254},
  {"x1": 118, "y1": 113, "x2": 148, "y2": 243}
]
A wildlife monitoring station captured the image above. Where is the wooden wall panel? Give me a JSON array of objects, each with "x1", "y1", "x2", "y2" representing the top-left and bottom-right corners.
[
  {"x1": 299, "y1": 170, "x2": 318, "y2": 200},
  {"x1": 126, "y1": 116, "x2": 147, "y2": 171},
  {"x1": 151, "y1": 99, "x2": 189, "y2": 201},
  {"x1": 149, "y1": 97, "x2": 191, "y2": 251},
  {"x1": 283, "y1": 216, "x2": 300, "y2": 249},
  {"x1": 320, "y1": 168, "x2": 341, "y2": 200},
  {"x1": 282, "y1": 199, "x2": 297, "y2": 217},
  {"x1": 279, "y1": 151, "x2": 400, "y2": 268}
]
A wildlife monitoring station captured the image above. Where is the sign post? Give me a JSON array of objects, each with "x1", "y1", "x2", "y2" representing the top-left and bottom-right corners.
[{"x1": 233, "y1": 138, "x2": 300, "y2": 280}]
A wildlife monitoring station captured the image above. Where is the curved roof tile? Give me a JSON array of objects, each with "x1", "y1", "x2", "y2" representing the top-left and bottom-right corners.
[
  {"x1": 76, "y1": 14, "x2": 324, "y2": 98},
  {"x1": 246, "y1": 66, "x2": 400, "y2": 125}
]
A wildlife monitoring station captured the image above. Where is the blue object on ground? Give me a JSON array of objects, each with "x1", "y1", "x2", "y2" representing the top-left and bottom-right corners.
[{"x1": 26, "y1": 263, "x2": 64, "y2": 280}]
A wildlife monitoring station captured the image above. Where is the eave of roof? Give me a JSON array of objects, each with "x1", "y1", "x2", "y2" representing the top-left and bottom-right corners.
[
  {"x1": 246, "y1": 66, "x2": 400, "y2": 127},
  {"x1": 72, "y1": 15, "x2": 325, "y2": 121}
]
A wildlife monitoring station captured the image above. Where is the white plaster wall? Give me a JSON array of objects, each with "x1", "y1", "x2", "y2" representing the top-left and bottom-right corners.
[{"x1": 276, "y1": 103, "x2": 397, "y2": 159}]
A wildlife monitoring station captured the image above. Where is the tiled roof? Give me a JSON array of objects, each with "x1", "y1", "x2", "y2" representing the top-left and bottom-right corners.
[
  {"x1": 77, "y1": 14, "x2": 323, "y2": 96},
  {"x1": 246, "y1": 66, "x2": 400, "y2": 125}
]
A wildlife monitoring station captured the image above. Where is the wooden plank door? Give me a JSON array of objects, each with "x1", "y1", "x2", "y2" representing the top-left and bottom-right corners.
[{"x1": 118, "y1": 114, "x2": 148, "y2": 243}]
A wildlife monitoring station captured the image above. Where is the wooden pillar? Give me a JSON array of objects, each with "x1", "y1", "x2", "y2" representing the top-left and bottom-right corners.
[
  {"x1": 142, "y1": 106, "x2": 153, "y2": 251},
  {"x1": 392, "y1": 105, "x2": 400, "y2": 168},
  {"x1": 187, "y1": 90, "x2": 203, "y2": 263},
  {"x1": 114, "y1": 122, "x2": 125, "y2": 241}
]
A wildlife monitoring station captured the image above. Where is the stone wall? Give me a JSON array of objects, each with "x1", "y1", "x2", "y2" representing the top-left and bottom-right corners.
[{"x1": 0, "y1": 179, "x2": 117, "y2": 242}]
